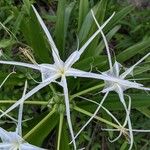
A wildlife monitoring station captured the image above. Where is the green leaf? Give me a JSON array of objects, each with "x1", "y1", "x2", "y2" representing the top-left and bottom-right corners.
[
  {"x1": 95, "y1": 25, "x2": 121, "y2": 55},
  {"x1": 23, "y1": 0, "x2": 31, "y2": 14},
  {"x1": 0, "y1": 39, "x2": 14, "y2": 48},
  {"x1": 117, "y1": 38, "x2": 150, "y2": 62},
  {"x1": 84, "y1": 0, "x2": 108, "y2": 57},
  {"x1": 24, "y1": 109, "x2": 59, "y2": 146},
  {"x1": 120, "y1": 141, "x2": 128, "y2": 150},
  {"x1": 64, "y1": 2, "x2": 76, "y2": 54},
  {"x1": 137, "y1": 107, "x2": 150, "y2": 118},
  {"x1": 57, "y1": 113, "x2": 64, "y2": 150},
  {"x1": 20, "y1": 5, "x2": 51, "y2": 63},
  {"x1": 60, "y1": 119, "x2": 70, "y2": 150},
  {"x1": 79, "y1": 0, "x2": 108, "y2": 57},
  {"x1": 55, "y1": 1, "x2": 75, "y2": 59},
  {"x1": 55, "y1": 0, "x2": 66, "y2": 56},
  {"x1": 78, "y1": 0, "x2": 89, "y2": 30},
  {"x1": 74, "y1": 55, "x2": 107, "y2": 70},
  {"x1": 13, "y1": 9, "x2": 24, "y2": 35},
  {"x1": 78, "y1": 94, "x2": 150, "y2": 111},
  {"x1": 104, "y1": 5, "x2": 134, "y2": 33}
]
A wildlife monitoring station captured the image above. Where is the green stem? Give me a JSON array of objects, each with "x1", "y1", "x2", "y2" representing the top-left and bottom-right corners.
[
  {"x1": 57, "y1": 113, "x2": 64, "y2": 150},
  {"x1": 70, "y1": 83, "x2": 104, "y2": 100},
  {"x1": 23, "y1": 108, "x2": 55, "y2": 139},
  {"x1": 49, "y1": 84, "x2": 56, "y2": 94},
  {"x1": 0, "y1": 100, "x2": 47, "y2": 105},
  {"x1": 0, "y1": 84, "x2": 104, "y2": 105},
  {"x1": 74, "y1": 106, "x2": 119, "y2": 129}
]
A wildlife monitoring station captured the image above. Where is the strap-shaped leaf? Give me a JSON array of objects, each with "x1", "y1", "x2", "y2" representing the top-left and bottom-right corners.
[{"x1": 24, "y1": 109, "x2": 59, "y2": 146}]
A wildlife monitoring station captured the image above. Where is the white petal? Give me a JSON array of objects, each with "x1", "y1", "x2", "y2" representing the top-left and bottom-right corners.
[
  {"x1": 0, "y1": 128, "x2": 11, "y2": 142},
  {"x1": 67, "y1": 68, "x2": 111, "y2": 81},
  {"x1": 39, "y1": 64, "x2": 57, "y2": 81},
  {"x1": 113, "y1": 61, "x2": 122, "y2": 77},
  {"x1": 133, "y1": 86, "x2": 150, "y2": 91},
  {"x1": 109, "y1": 94, "x2": 131, "y2": 143},
  {"x1": 31, "y1": 5, "x2": 62, "y2": 67},
  {"x1": 61, "y1": 76, "x2": 76, "y2": 149},
  {"x1": 109, "y1": 132, "x2": 122, "y2": 143},
  {"x1": 78, "y1": 96, "x2": 121, "y2": 126},
  {"x1": 67, "y1": 68, "x2": 143, "y2": 89},
  {"x1": 102, "y1": 128, "x2": 150, "y2": 132},
  {"x1": 65, "y1": 12, "x2": 115, "y2": 67},
  {"x1": 70, "y1": 92, "x2": 109, "y2": 144},
  {"x1": 0, "y1": 130, "x2": 23, "y2": 143},
  {"x1": 101, "y1": 85, "x2": 115, "y2": 93},
  {"x1": 0, "y1": 74, "x2": 59, "y2": 118},
  {"x1": 78, "y1": 12, "x2": 115, "y2": 56},
  {"x1": 0, "y1": 143, "x2": 12, "y2": 149},
  {"x1": 117, "y1": 86, "x2": 133, "y2": 150},
  {"x1": 91, "y1": 10, "x2": 113, "y2": 70},
  {"x1": 121, "y1": 52, "x2": 150, "y2": 78},
  {"x1": 64, "y1": 51, "x2": 81, "y2": 69},
  {"x1": 65, "y1": 11, "x2": 113, "y2": 68},
  {"x1": 16, "y1": 81, "x2": 28, "y2": 136},
  {"x1": 0, "y1": 60, "x2": 40, "y2": 70}
]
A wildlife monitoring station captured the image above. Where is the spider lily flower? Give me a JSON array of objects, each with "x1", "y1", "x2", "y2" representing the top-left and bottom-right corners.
[
  {"x1": 0, "y1": 6, "x2": 115, "y2": 150},
  {"x1": 92, "y1": 11, "x2": 150, "y2": 150},
  {"x1": 71, "y1": 10, "x2": 150, "y2": 149},
  {"x1": 100, "y1": 55, "x2": 150, "y2": 150},
  {"x1": 0, "y1": 81, "x2": 46, "y2": 150}
]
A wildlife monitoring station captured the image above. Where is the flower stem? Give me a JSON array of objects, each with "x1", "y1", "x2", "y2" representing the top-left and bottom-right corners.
[
  {"x1": 0, "y1": 100, "x2": 47, "y2": 105},
  {"x1": 57, "y1": 113, "x2": 64, "y2": 150}
]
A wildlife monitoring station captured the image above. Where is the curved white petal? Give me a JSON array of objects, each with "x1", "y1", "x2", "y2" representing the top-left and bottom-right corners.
[
  {"x1": 16, "y1": 81, "x2": 28, "y2": 136},
  {"x1": 0, "y1": 127, "x2": 11, "y2": 142},
  {"x1": 133, "y1": 86, "x2": 150, "y2": 91},
  {"x1": 64, "y1": 11, "x2": 115, "y2": 67},
  {"x1": 0, "y1": 61, "x2": 40, "y2": 70},
  {"x1": 0, "y1": 143, "x2": 12, "y2": 149},
  {"x1": 64, "y1": 51, "x2": 81, "y2": 69},
  {"x1": 78, "y1": 12, "x2": 115, "y2": 56},
  {"x1": 121, "y1": 52, "x2": 150, "y2": 78},
  {"x1": 113, "y1": 61, "x2": 122, "y2": 77},
  {"x1": 117, "y1": 86, "x2": 133, "y2": 150},
  {"x1": 78, "y1": 96, "x2": 121, "y2": 126},
  {"x1": 31, "y1": 5, "x2": 62, "y2": 67},
  {"x1": 101, "y1": 85, "x2": 115, "y2": 93},
  {"x1": 0, "y1": 74, "x2": 59, "y2": 118},
  {"x1": 67, "y1": 68, "x2": 111, "y2": 81},
  {"x1": 70, "y1": 92, "x2": 109, "y2": 143},
  {"x1": 108, "y1": 131, "x2": 122, "y2": 143},
  {"x1": 39, "y1": 64, "x2": 57, "y2": 81},
  {"x1": 67, "y1": 68, "x2": 143, "y2": 90},
  {"x1": 91, "y1": 10, "x2": 113, "y2": 71},
  {"x1": 61, "y1": 76, "x2": 76, "y2": 150}
]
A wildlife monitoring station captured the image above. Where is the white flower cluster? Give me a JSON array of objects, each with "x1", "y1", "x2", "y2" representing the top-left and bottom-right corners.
[{"x1": 0, "y1": 5, "x2": 149, "y2": 150}]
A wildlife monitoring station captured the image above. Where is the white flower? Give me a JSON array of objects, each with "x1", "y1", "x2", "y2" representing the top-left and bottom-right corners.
[
  {"x1": 0, "y1": 6, "x2": 115, "y2": 150},
  {"x1": 70, "y1": 10, "x2": 150, "y2": 149},
  {"x1": 0, "y1": 128, "x2": 46, "y2": 150},
  {"x1": 80, "y1": 10, "x2": 150, "y2": 150},
  {"x1": 0, "y1": 81, "x2": 46, "y2": 150}
]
